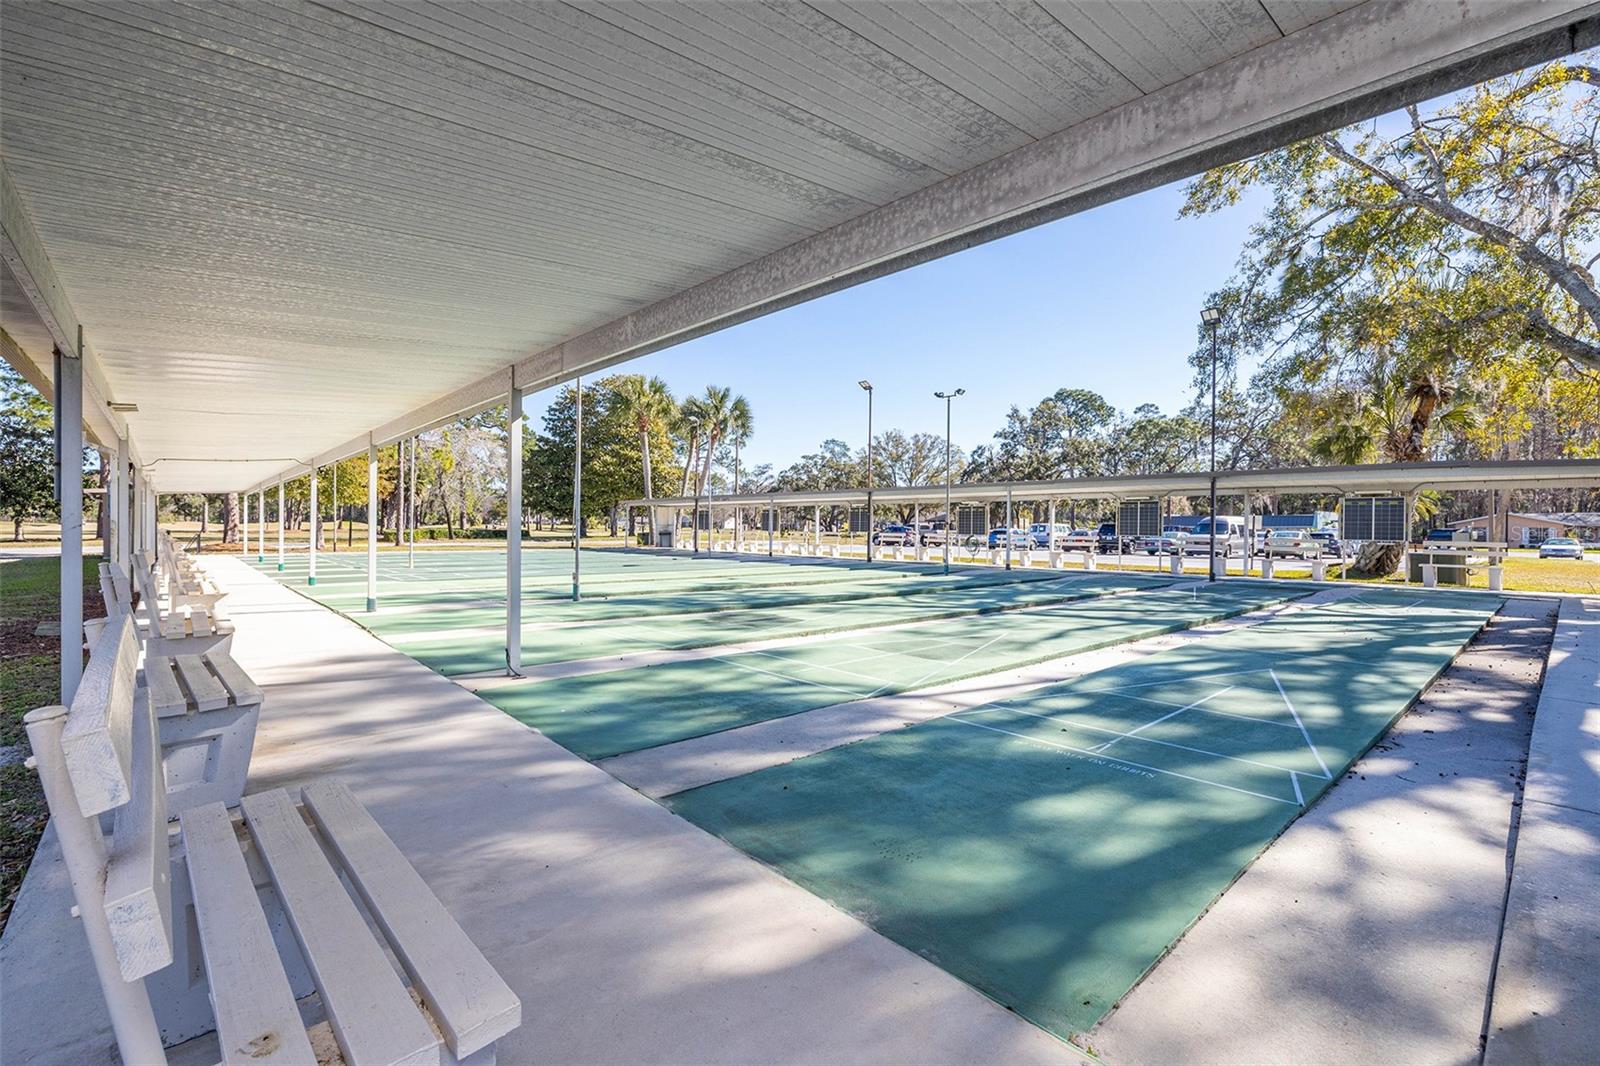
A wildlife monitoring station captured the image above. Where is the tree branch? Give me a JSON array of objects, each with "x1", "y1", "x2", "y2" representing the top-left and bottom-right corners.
[{"x1": 1320, "y1": 134, "x2": 1600, "y2": 336}]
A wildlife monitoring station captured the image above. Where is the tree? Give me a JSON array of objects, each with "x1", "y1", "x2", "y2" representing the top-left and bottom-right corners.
[
  {"x1": 1182, "y1": 53, "x2": 1600, "y2": 570},
  {"x1": 525, "y1": 377, "x2": 680, "y2": 535},
  {"x1": 0, "y1": 365, "x2": 54, "y2": 540},
  {"x1": 610, "y1": 374, "x2": 676, "y2": 536},
  {"x1": 1184, "y1": 56, "x2": 1600, "y2": 378}
]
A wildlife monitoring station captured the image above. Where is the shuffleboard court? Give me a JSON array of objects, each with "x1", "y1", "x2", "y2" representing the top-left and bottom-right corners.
[
  {"x1": 251, "y1": 549, "x2": 1077, "y2": 632},
  {"x1": 393, "y1": 571, "x2": 1173, "y2": 676},
  {"x1": 668, "y1": 587, "x2": 1504, "y2": 1043},
  {"x1": 481, "y1": 581, "x2": 1306, "y2": 759}
]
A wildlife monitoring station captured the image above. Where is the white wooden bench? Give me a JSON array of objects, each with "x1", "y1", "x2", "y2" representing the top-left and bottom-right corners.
[
  {"x1": 25, "y1": 615, "x2": 522, "y2": 1065},
  {"x1": 145, "y1": 649, "x2": 262, "y2": 815},
  {"x1": 134, "y1": 551, "x2": 234, "y2": 656},
  {"x1": 159, "y1": 530, "x2": 227, "y2": 610}
]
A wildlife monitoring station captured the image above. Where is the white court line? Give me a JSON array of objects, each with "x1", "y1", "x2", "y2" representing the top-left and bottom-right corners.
[
  {"x1": 1089, "y1": 686, "x2": 1235, "y2": 754},
  {"x1": 1269, "y1": 668, "x2": 1332, "y2": 779},
  {"x1": 1290, "y1": 772, "x2": 1305, "y2": 805},
  {"x1": 1090, "y1": 687, "x2": 1302, "y2": 730},
  {"x1": 737, "y1": 648, "x2": 901, "y2": 686},
  {"x1": 866, "y1": 632, "x2": 1010, "y2": 699},
  {"x1": 945, "y1": 716, "x2": 1300, "y2": 807},
  {"x1": 707, "y1": 653, "x2": 861, "y2": 698},
  {"x1": 955, "y1": 703, "x2": 1311, "y2": 777}
]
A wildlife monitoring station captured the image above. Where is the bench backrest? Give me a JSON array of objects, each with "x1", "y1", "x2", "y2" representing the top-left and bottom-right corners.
[
  {"x1": 99, "y1": 562, "x2": 132, "y2": 619},
  {"x1": 26, "y1": 613, "x2": 174, "y2": 983},
  {"x1": 132, "y1": 550, "x2": 164, "y2": 631}
]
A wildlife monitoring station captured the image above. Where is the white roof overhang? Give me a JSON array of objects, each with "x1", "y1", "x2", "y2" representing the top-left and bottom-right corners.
[{"x1": 3, "y1": 0, "x2": 1597, "y2": 492}]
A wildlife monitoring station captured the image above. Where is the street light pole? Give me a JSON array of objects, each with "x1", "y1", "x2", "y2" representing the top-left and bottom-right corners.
[
  {"x1": 935, "y1": 388, "x2": 965, "y2": 575},
  {"x1": 1202, "y1": 306, "x2": 1222, "y2": 582},
  {"x1": 859, "y1": 380, "x2": 874, "y2": 561}
]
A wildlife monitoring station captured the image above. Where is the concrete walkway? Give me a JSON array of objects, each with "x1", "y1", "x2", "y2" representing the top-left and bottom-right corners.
[
  {"x1": 1088, "y1": 599, "x2": 1554, "y2": 1064},
  {"x1": 0, "y1": 555, "x2": 1073, "y2": 1064},
  {"x1": 1486, "y1": 595, "x2": 1600, "y2": 1063}
]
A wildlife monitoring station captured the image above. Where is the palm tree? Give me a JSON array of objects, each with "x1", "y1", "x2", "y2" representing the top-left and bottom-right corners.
[
  {"x1": 726, "y1": 396, "x2": 755, "y2": 536},
  {"x1": 612, "y1": 375, "x2": 675, "y2": 540},
  {"x1": 696, "y1": 386, "x2": 753, "y2": 504},
  {"x1": 675, "y1": 395, "x2": 709, "y2": 498}
]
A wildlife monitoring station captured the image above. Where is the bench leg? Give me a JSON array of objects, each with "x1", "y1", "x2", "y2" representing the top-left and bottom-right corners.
[{"x1": 158, "y1": 703, "x2": 260, "y2": 815}]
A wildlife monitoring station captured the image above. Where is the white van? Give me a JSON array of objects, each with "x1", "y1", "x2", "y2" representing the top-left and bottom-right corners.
[{"x1": 1183, "y1": 515, "x2": 1247, "y2": 556}]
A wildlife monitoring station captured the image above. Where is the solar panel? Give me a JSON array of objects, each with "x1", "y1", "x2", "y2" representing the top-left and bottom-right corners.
[
  {"x1": 1341, "y1": 496, "x2": 1406, "y2": 542},
  {"x1": 1118, "y1": 500, "x2": 1162, "y2": 537},
  {"x1": 956, "y1": 505, "x2": 987, "y2": 536}
]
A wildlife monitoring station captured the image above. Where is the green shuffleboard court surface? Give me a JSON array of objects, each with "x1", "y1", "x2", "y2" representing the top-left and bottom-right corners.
[
  {"x1": 482, "y1": 581, "x2": 1307, "y2": 759},
  {"x1": 669, "y1": 586, "x2": 1503, "y2": 1042},
  {"x1": 250, "y1": 549, "x2": 1083, "y2": 633},
  {"x1": 392, "y1": 570, "x2": 1174, "y2": 675}
]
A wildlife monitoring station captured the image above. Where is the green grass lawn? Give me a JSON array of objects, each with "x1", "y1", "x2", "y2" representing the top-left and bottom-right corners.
[{"x1": 0, "y1": 554, "x2": 101, "y2": 933}]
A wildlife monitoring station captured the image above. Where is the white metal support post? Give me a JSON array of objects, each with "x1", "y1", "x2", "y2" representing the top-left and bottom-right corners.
[
  {"x1": 276, "y1": 480, "x2": 285, "y2": 571},
  {"x1": 241, "y1": 490, "x2": 250, "y2": 558},
  {"x1": 396, "y1": 438, "x2": 406, "y2": 552},
  {"x1": 256, "y1": 489, "x2": 265, "y2": 561},
  {"x1": 507, "y1": 388, "x2": 524, "y2": 672},
  {"x1": 366, "y1": 440, "x2": 378, "y2": 612},
  {"x1": 572, "y1": 376, "x2": 583, "y2": 602},
  {"x1": 55, "y1": 339, "x2": 84, "y2": 702},
  {"x1": 308, "y1": 467, "x2": 318, "y2": 585},
  {"x1": 408, "y1": 436, "x2": 416, "y2": 568},
  {"x1": 115, "y1": 436, "x2": 130, "y2": 579},
  {"x1": 1004, "y1": 486, "x2": 1013, "y2": 570}
]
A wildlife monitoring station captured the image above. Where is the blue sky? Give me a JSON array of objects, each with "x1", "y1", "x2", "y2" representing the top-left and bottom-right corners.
[{"x1": 524, "y1": 176, "x2": 1268, "y2": 471}]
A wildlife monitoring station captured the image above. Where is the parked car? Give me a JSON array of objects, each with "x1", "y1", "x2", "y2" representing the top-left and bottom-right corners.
[
  {"x1": 871, "y1": 523, "x2": 917, "y2": 546},
  {"x1": 1538, "y1": 537, "x2": 1585, "y2": 559},
  {"x1": 1423, "y1": 528, "x2": 1463, "y2": 545},
  {"x1": 1060, "y1": 528, "x2": 1095, "y2": 551},
  {"x1": 1309, "y1": 529, "x2": 1343, "y2": 556},
  {"x1": 987, "y1": 527, "x2": 1031, "y2": 549},
  {"x1": 1139, "y1": 526, "x2": 1192, "y2": 555},
  {"x1": 1264, "y1": 529, "x2": 1319, "y2": 559},
  {"x1": 1183, "y1": 516, "x2": 1247, "y2": 556},
  {"x1": 1095, "y1": 522, "x2": 1132, "y2": 553},
  {"x1": 1028, "y1": 522, "x2": 1073, "y2": 548}
]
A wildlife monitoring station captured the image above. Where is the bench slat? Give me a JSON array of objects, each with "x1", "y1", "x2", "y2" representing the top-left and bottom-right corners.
[
  {"x1": 173, "y1": 655, "x2": 229, "y2": 712},
  {"x1": 180, "y1": 802, "x2": 316, "y2": 1066},
  {"x1": 241, "y1": 789, "x2": 440, "y2": 1066},
  {"x1": 302, "y1": 780, "x2": 521, "y2": 1059},
  {"x1": 207, "y1": 651, "x2": 262, "y2": 707},
  {"x1": 104, "y1": 687, "x2": 173, "y2": 981},
  {"x1": 61, "y1": 616, "x2": 140, "y2": 815},
  {"x1": 144, "y1": 658, "x2": 189, "y2": 718}
]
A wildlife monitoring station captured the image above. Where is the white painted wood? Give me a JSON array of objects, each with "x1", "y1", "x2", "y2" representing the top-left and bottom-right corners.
[
  {"x1": 144, "y1": 657, "x2": 188, "y2": 719},
  {"x1": 206, "y1": 651, "x2": 262, "y2": 707},
  {"x1": 173, "y1": 655, "x2": 229, "y2": 712},
  {"x1": 241, "y1": 788, "x2": 441, "y2": 1066},
  {"x1": 179, "y1": 802, "x2": 316, "y2": 1066},
  {"x1": 302, "y1": 779, "x2": 522, "y2": 1059},
  {"x1": 103, "y1": 687, "x2": 174, "y2": 982},
  {"x1": 60, "y1": 615, "x2": 140, "y2": 815},
  {"x1": 22, "y1": 704, "x2": 165, "y2": 1062}
]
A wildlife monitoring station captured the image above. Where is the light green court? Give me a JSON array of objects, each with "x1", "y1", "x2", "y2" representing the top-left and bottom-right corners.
[
  {"x1": 669, "y1": 587, "x2": 1504, "y2": 1043},
  {"x1": 481, "y1": 579, "x2": 1305, "y2": 758}
]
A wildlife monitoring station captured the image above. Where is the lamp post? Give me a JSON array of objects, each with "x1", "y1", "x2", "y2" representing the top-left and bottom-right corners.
[
  {"x1": 859, "y1": 380, "x2": 874, "y2": 561},
  {"x1": 935, "y1": 388, "x2": 965, "y2": 575},
  {"x1": 1201, "y1": 305, "x2": 1222, "y2": 581}
]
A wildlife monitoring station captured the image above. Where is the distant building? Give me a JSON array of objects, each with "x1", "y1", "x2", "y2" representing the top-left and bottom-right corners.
[{"x1": 1448, "y1": 512, "x2": 1600, "y2": 545}]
